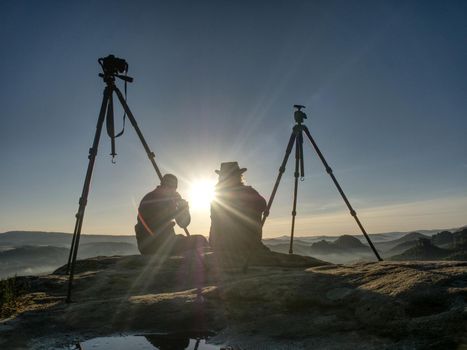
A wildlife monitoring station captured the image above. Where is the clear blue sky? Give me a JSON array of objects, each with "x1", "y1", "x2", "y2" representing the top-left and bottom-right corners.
[{"x1": 1, "y1": 0, "x2": 466, "y2": 237}]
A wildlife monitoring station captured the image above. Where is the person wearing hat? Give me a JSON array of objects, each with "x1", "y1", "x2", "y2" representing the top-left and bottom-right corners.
[
  {"x1": 209, "y1": 162, "x2": 269, "y2": 255},
  {"x1": 135, "y1": 173, "x2": 207, "y2": 256}
]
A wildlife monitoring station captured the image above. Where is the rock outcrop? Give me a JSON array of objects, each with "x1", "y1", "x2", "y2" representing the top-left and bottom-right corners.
[{"x1": 0, "y1": 252, "x2": 466, "y2": 349}]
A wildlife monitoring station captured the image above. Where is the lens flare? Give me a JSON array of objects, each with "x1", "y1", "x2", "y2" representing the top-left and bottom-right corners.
[{"x1": 188, "y1": 179, "x2": 216, "y2": 211}]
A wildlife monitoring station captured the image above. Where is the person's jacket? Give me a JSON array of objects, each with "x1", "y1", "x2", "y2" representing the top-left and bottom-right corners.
[
  {"x1": 135, "y1": 186, "x2": 190, "y2": 239},
  {"x1": 209, "y1": 184, "x2": 266, "y2": 251}
]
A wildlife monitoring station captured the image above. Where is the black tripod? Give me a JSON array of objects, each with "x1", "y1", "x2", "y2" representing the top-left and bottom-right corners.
[
  {"x1": 65, "y1": 55, "x2": 189, "y2": 303},
  {"x1": 262, "y1": 105, "x2": 382, "y2": 261}
]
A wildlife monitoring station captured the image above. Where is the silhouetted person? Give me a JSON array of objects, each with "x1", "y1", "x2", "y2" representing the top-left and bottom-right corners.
[
  {"x1": 135, "y1": 174, "x2": 207, "y2": 256},
  {"x1": 144, "y1": 334, "x2": 190, "y2": 349},
  {"x1": 209, "y1": 162, "x2": 269, "y2": 255}
]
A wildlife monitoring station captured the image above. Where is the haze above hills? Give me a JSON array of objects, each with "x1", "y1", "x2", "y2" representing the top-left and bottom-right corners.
[{"x1": 0, "y1": 226, "x2": 465, "y2": 278}]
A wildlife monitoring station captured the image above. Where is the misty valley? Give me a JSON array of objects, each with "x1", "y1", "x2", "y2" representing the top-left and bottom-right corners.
[{"x1": 1, "y1": 227, "x2": 465, "y2": 279}]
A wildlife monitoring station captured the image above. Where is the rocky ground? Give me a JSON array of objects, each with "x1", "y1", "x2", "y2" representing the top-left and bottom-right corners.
[{"x1": 0, "y1": 251, "x2": 466, "y2": 349}]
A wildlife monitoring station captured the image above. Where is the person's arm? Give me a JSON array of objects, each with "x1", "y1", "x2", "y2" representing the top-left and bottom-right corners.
[{"x1": 174, "y1": 198, "x2": 191, "y2": 228}]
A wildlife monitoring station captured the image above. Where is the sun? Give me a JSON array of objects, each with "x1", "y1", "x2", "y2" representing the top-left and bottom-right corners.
[{"x1": 188, "y1": 179, "x2": 216, "y2": 211}]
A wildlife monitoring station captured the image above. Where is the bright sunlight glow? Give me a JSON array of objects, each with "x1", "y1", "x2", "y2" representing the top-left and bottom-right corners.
[{"x1": 188, "y1": 179, "x2": 216, "y2": 211}]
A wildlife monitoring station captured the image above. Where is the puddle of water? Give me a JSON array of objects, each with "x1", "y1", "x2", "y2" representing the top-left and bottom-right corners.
[{"x1": 77, "y1": 333, "x2": 226, "y2": 350}]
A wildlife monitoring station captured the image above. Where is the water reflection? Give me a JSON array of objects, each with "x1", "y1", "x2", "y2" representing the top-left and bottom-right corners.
[{"x1": 78, "y1": 333, "x2": 222, "y2": 350}]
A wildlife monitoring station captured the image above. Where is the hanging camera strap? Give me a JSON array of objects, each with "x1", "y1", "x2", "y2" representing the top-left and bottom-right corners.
[
  {"x1": 114, "y1": 76, "x2": 128, "y2": 138},
  {"x1": 105, "y1": 72, "x2": 129, "y2": 162},
  {"x1": 107, "y1": 75, "x2": 127, "y2": 140}
]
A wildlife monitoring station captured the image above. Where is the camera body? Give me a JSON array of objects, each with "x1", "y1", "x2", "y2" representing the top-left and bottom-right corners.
[
  {"x1": 99, "y1": 55, "x2": 128, "y2": 76},
  {"x1": 293, "y1": 105, "x2": 307, "y2": 124}
]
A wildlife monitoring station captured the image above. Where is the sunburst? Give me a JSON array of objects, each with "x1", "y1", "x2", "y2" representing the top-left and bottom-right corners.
[{"x1": 188, "y1": 179, "x2": 216, "y2": 211}]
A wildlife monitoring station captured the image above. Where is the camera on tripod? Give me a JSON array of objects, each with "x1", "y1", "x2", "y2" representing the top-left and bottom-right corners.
[
  {"x1": 98, "y1": 54, "x2": 129, "y2": 76},
  {"x1": 293, "y1": 104, "x2": 307, "y2": 124}
]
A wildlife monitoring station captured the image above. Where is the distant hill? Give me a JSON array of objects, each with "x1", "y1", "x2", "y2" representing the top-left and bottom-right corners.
[
  {"x1": 443, "y1": 229, "x2": 467, "y2": 260},
  {"x1": 310, "y1": 235, "x2": 369, "y2": 255},
  {"x1": 394, "y1": 232, "x2": 431, "y2": 244},
  {"x1": 309, "y1": 240, "x2": 337, "y2": 254},
  {"x1": 0, "y1": 231, "x2": 73, "y2": 247},
  {"x1": 264, "y1": 242, "x2": 310, "y2": 256},
  {"x1": 0, "y1": 246, "x2": 69, "y2": 278},
  {"x1": 0, "y1": 231, "x2": 136, "y2": 248},
  {"x1": 0, "y1": 245, "x2": 67, "y2": 261},
  {"x1": 263, "y1": 236, "x2": 334, "y2": 245},
  {"x1": 386, "y1": 240, "x2": 418, "y2": 256},
  {"x1": 4, "y1": 228, "x2": 464, "y2": 249},
  {"x1": 431, "y1": 231, "x2": 454, "y2": 248},
  {"x1": 390, "y1": 239, "x2": 452, "y2": 261},
  {"x1": 334, "y1": 235, "x2": 368, "y2": 249},
  {"x1": 281, "y1": 234, "x2": 378, "y2": 265},
  {"x1": 0, "y1": 240, "x2": 138, "y2": 279},
  {"x1": 1, "y1": 228, "x2": 465, "y2": 273},
  {"x1": 375, "y1": 232, "x2": 430, "y2": 252},
  {"x1": 351, "y1": 227, "x2": 463, "y2": 243},
  {"x1": 79, "y1": 242, "x2": 138, "y2": 257},
  {"x1": 453, "y1": 228, "x2": 467, "y2": 243},
  {"x1": 388, "y1": 229, "x2": 467, "y2": 261},
  {"x1": 266, "y1": 227, "x2": 464, "y2": 247}
]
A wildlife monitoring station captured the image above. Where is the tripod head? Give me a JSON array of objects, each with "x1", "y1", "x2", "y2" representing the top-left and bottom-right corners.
[
  {"x1": 293, "y1": 104, "x2": 307, "y2": 124},
  {"x1": 98, "y1": 55, "x2": 134, "y2": 84},
  {"x1": 96, "y1": 55, "x2": 134, "y2": 163}
]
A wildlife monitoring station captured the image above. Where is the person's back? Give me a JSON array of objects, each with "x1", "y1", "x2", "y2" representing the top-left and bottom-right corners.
[
  {"x1": 135, "y1": 174, "x2": 205, "y2": 256},
  {"x1": 135, "y1": 186, "x2": 182, "y2": 250},
  {"x1": 211, "y1": 184, "x2": 264, "y2": 249},
  {"x1": 209, "y1": 162, "x2": 268, "y2": 254}
]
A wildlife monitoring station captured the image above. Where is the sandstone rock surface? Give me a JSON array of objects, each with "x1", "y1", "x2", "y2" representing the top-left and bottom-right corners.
[{"x1": 0, "y1": 252, "x2": 466, "y2": 349}]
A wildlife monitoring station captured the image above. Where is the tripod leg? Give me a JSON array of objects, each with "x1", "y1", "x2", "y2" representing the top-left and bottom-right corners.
[
  {"x1": 262, "y1": 131, "x2": 297, "y2": 226},
  {"x1": 66, "y1": 86, "x2": 111, "y2": 303},
  {"x1": 67, "y1": 89, "x2": 112, "y2": 272},
  {"x1": 113, "y1": 87, "x2": 192, "y2": 236},
  {"x1": 289, "y1": 135, "x2": 301, "y2": 254},
  {"x1": 113, "y1": 87, "x2": 192, "y2": 237},
  {"x1": 66, "y1": 214, "x2": 80, "y2": 274},
  {"x1": 302, "y1": 126, "x2": 383, "y2": 261},
  {"x1": 113, "y1": 86, "x2": 163, "y2": 181}
]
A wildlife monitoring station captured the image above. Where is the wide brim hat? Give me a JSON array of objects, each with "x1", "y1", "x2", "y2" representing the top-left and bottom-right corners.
[{"x1": 215, "y1": 162, "x2": 247, "y2": 176}]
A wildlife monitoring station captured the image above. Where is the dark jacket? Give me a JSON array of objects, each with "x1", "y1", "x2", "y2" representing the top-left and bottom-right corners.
[
  {"x1": 209, "y1": 184, "x2": 266, "y2": 252},
  {"x1": 135, "y1": 186, "x2": 190, "y2": 246}
]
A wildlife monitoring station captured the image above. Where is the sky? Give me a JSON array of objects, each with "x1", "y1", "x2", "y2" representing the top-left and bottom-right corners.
[{"x1": 0, "y1": 0, "x2": 466, "y2": 237}]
